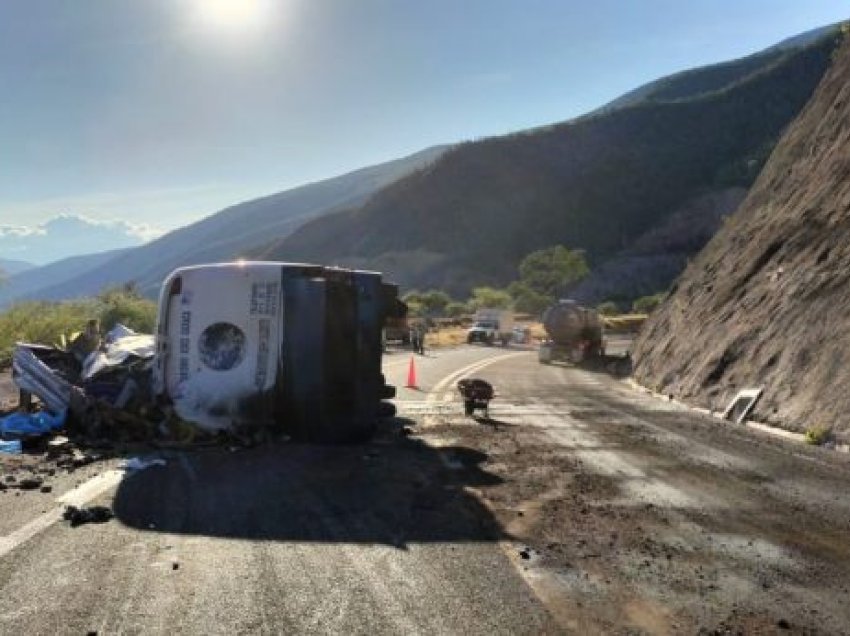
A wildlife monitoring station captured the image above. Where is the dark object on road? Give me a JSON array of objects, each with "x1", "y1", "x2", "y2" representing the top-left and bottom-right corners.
[
  {"x1": 457, "y1": 378, "x2": 494, "y2": 418},
  {"x1": 538, "y1": 300, "x2": 604, "y2": 365},
  {"x1": 63, "y1": 505, "x2": 114, "y2": 527},
  {"x1": 17, "y1": 477, "x2": 44, "y2": 490}
]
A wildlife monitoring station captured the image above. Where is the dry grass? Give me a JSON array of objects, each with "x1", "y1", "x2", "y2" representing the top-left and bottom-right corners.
[
  {"x1": 0, "y1": 290, "x2": 157, "y2": 368},
  {"x1": 602, "y1": 314, "x2": 648, "y2": 334},
  {"x1": 425, "y1": 326, "x2": 470, "y2": 348},
  {"x1": 424, "y1": 322, "x2": 545, "y2": 348}
]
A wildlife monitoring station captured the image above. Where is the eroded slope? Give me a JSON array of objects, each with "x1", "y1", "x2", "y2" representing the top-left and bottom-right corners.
[{"x1": 634, "y1": 33, "x2": 850, "y2": 438}]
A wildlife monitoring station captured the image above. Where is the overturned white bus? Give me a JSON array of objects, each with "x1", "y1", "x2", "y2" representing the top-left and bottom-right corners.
[{"x1": 152, "y1": 262, "x2": 401, "y2": 442}]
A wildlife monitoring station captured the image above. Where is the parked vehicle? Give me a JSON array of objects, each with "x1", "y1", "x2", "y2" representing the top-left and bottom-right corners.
[
  {"x1": 383, "y1": 304, "x2": 410, "y2": 345},
  {"x1": 538, "y1": 299, "x2": 604, "y2": 364},
  {"x1": 466, "y1": 308, "x2": 515, "y2": 346},
  {"x1": 152, "y1": 261, "x2": 401, "y2": 442}
]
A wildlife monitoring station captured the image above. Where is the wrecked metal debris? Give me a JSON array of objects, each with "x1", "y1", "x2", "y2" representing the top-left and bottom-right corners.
[
  {"x1": 81, "y1": 325, "x2": 154, "y2": 381},
  {"x1": 12, "y1": 345, "x2": 75, "y2": 415}
]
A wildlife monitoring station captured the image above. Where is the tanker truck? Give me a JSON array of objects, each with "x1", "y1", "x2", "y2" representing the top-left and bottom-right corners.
[{"x1": 538, "y1": 299, "x2": 604, "y2": 364}]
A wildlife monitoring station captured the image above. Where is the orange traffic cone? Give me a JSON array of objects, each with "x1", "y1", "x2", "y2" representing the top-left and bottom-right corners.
[{"x1": 406, "y1": 355, "x2": 418, "y2": 389}]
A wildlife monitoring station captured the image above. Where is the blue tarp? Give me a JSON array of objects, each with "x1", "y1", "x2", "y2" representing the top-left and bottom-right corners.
[
  {"x1": 0, "y1": 439, "x2": 22, "y2": 454},
  {"x1": 0, "y1": 410, "x2": 66, "y2": 437}
]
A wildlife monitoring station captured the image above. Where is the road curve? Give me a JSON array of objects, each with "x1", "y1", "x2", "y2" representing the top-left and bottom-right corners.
[
  {"x1": 2, "y1": 345, "x2": 849, "y2": 634},
  {"x1": 0, "y1": 347, "x2": 557, "y2": 635}
]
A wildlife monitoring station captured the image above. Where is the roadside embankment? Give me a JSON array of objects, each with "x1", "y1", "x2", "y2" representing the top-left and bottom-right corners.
[{"x1": 633, "y1": 31, "x2": 850, "y2": 443}]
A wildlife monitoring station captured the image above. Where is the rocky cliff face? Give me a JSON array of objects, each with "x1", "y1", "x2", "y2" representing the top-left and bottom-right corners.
[{"x1": 633, "y1": 32, "x2": 850, "y2": 439}]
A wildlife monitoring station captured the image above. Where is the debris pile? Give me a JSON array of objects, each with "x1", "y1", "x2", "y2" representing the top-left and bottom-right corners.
[{"x1": 0, "y1": 322, "x2": 203, "y2": 459}]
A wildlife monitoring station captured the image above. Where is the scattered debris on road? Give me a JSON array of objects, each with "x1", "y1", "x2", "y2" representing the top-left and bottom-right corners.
[
  {"x1": 457, "y1": 378, "x2": 494, "y2": 418},
  {"x1": 62, "y1": 505, "x2": 114, "y2": 527}
]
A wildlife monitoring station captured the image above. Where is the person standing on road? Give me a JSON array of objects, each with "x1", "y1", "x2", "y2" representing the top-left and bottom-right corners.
[
  {"x1": 409, "y1": 324, "x2": 419, "y2": 354},
  {"x1": 418, "y1": 323, "x2": 426, "y2": 355},
  {"x1": 410, "y1": 322, "x2": 425, "y2": 355}
]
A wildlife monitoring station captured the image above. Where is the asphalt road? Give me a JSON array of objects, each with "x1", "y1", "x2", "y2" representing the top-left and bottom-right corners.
[
  {"x1": 0, "y1": 346, "x2": 553, "y2": 635},
  {"x1": 1, "y1": 344, "x2": 849, "y2": 634}
]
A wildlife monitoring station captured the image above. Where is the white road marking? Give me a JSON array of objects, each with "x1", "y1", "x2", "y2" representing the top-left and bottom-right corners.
[
  {"x1": 0, "y1": 469, "x2": 125, "y2": 558},
  {"x1": 426, "y1": 352, "x2": 528, "y2": 404},
  {"x1": 58, "y1": 469, "x2": 125, "y2": 506}
]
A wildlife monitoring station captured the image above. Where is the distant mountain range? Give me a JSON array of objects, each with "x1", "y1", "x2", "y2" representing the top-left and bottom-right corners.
[
  {"x1": 0, "y1": 258, "x2": 34, "y2": 277},
  {"x1": 3, "y1": 22, "x2": 844, "y2": 306},
  {"x1": 0, "y1": 145, "x2": 446, "y2": 306},
  {"x1": 0, "y1": 215, "x2": 149, "y2": 266}
]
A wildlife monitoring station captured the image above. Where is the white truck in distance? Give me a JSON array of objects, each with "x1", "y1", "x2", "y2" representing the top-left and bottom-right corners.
[{"x1": 466, "y1": 308, "x2": 515, "y2": 346}]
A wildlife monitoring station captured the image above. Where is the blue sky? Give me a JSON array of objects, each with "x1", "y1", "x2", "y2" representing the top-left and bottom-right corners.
[{"x1": 1, "y1": 0, "x2": 847, "y2": 247}]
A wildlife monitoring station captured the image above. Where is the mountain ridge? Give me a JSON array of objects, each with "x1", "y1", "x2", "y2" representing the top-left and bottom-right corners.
[
  {"x1": 3, "y1": 145, "x2": 447, "y2": 304},
  {"x1": 7, "y1": 24, "x2": 845, "y2": 304},
  {"x1": 257, "y1": 30, "x2": 842, "y2": 297}
]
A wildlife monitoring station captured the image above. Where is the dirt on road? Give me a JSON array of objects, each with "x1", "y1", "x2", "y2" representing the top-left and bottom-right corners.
[
  {"x1": 3, "y1": 348, "x2": 850, "y2": 634},
  {"x1": 401, "y1": 354, "x2": 850, "y2": 634}
]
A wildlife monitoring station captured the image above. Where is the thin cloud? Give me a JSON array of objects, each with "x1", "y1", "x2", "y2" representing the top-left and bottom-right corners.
[{"x1": 0, "y1": 214, "x2": 163, "y2": 265}]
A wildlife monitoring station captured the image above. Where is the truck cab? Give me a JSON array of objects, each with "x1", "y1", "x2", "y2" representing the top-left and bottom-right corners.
[
  {"x1": 466, "y1": 309, "x2": 515, "y2": 346},
  {"x1": 467, "y1": 319, "x2": 499, "y2": 344}
]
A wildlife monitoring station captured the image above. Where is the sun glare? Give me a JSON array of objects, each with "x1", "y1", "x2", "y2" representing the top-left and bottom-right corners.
[{"x1": 195, "y1": 0, "x2": 271, "y2": 33}]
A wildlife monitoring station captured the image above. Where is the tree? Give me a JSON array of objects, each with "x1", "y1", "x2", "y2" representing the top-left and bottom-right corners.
[
  {"x1": 444, "y1": 302, "x2": 468, "y2": 318},
  {"x1": 507, "y1": 281, "x2": 551, "y2": 315},
  {"x1": 403, "y1": 289, "x2": 452, "y2": 317},
  {"x1": 597, "y1": 301, "x2": 620, "y2": 316},
  {"x1": 419, "y1": 289, "x2": 451, "y2": 315},
  {"x1": 468, "y1": 286, "x2": 512, "y2": 310},
  {"x1": 519, "y1": 246, "x2": 589, "y2": 298}
]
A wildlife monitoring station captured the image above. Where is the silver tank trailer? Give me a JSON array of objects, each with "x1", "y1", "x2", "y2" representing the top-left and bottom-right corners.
[{"x1": 539, "y1": 300, "x2": 603, "y2": 364}]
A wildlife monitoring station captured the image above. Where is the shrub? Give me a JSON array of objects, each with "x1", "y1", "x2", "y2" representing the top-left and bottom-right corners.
[
  {"x1": 97, "y1": 286, "x2": 157, "y2": 333},
  {"x1": 804, "y1": 424, "x2": 833, "y2": 446},
  {"x1": 0, "y1": 287, "x2": 157, "y2": 366},
  {"x1": 444, "y1": 302, "x2": 468, "y2": 318},
  {"x1": 597, "y1": 301, "x2": 620, "y2": 316},
  {"x1": 632, "y1": 293, "x2": 666, "y2": 314},
  {"x1": 467, "y1": 286, "x2": 512, "y2": 310}
]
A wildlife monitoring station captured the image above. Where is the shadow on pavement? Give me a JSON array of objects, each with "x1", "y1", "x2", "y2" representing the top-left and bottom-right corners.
[
  {"x1": 113, "y1": 419, "x2": 506, "y2": 547},
  {"x1": 577, "y1": 354, "x2": 633, "y2": 378}
]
